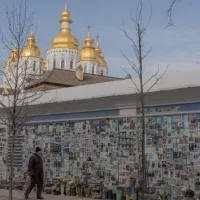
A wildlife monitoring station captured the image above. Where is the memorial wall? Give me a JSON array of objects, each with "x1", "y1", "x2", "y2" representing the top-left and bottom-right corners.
[{"x1": 1, "y1": 102, "x2": 200, "y2": 197}]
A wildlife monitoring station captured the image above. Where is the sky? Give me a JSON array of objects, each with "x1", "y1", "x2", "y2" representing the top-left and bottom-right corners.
[{"x1": 0, "y1": 0, "x2": 200, "y2": 86}]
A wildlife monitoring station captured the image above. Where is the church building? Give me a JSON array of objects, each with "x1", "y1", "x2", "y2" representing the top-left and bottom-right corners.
[{"x1": 3, "y1": 1, "x2": 122, "y2": 92}]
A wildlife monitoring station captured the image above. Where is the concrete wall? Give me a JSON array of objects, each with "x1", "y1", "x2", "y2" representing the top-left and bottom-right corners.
[
  {"x1": 1, "y1": 86, "x2": 200, "y2": 123},
  {"x1": 18, "y1": 86, "x2": 200, "y2": 118}
]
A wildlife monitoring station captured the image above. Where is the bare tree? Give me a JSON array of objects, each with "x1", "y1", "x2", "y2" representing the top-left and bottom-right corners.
[
  {"x1": 0, "y1": 1, "x2": 46, "y2": 200},
  {"x1": 167, "y1": 0, "x2": 193, "y2": 26},
  {"x1": 121, "y1": 1, "x2": 167, "y2": 199}
]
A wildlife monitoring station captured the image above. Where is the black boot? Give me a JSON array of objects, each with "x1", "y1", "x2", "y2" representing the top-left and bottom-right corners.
[
  {"x1": 37, "y1": 197, "x2": 44, "y2": 199},
  {"x1": 24, "y1": 194, "x2": 29, "y2": 200}
]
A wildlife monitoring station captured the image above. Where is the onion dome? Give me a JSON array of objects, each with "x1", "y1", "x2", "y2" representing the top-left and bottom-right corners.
[
  {"x1": 5, "y1": 46, "x2": 19, "y2": 67},
  {"x1": 79, "y1": 27, "x2": 98, "y2": 62},
  {"x1": 21, "y1": 32, "x2": 42, "y2": 58},
  {"x1": 51, "y1": 1, "x2": 78, "y2": 49},
  {"x1": 95, "y1": 35, "x2": 107, "y2": 67}
]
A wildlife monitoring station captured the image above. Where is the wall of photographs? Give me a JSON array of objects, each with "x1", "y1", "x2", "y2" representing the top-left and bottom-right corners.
[
  {"x1": 3, "y1": 112, "x2": 200, "y2": 197},
  {"x1": 144, "y1": 113, "x2": 200, "y2": 197},
  {"x1": 8, "y1": 119, "x2": 139, "y2": 185}
]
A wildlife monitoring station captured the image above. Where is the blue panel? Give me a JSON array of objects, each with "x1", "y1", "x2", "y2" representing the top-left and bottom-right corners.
[
  {"x1": 19, "y1": 109, "x2": 120, "y2": 123},
  {"x1": 137, "y1": 102, "x2": 200, "y2": 114}
]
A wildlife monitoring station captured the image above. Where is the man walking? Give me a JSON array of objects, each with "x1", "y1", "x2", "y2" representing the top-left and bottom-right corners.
[{"x1": 25, "y1": 147, "x2": 44, "y2": 200}]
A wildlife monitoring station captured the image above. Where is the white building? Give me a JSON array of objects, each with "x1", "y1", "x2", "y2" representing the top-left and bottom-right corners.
[{"x1": 3, "y1": 1, "x2": 109, "y2": 90}]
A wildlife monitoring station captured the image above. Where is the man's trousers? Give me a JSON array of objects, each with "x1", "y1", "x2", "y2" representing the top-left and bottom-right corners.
[{"x1": 25, "y1": 177, "x2": 43, "y2": 198}]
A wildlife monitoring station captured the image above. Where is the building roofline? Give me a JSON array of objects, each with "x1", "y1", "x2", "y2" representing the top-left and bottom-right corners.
[
  {"x1": 26, "y1": 68, "x2": 122, "y2": 89},
  {"x1": 2, "y1": 79, "x2": 200, "y2": 108}
]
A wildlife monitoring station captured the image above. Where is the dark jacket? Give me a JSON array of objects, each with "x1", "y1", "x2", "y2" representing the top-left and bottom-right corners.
[{"x1": 28, "y1": 153, "x2": 44, "y2": 183}]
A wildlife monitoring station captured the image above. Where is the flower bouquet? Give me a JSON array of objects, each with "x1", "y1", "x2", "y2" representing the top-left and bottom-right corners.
[{"x1": 57, "y1": 176, "x2": 64, "y2": 195}]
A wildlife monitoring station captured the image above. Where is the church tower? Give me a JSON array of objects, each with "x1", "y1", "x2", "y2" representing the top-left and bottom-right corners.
[
  {"x1": 47, "y1": 1, "x2": 79, "y2": 71},
  {"x1": 78, "y1": 27, "x2": 100, "y2": 75},
  {"x1": 21, "y1": 28, "x2": 43, "y2": 77},
  {"x1": 95, "y1": 35, "x2": 108, "y2": 76},
  {"x1": 4, "y1": 28, "x2": 43, "y2": 89},
  {"x1": 4, "y1": 46, "x2": 19, "y2": 88}
]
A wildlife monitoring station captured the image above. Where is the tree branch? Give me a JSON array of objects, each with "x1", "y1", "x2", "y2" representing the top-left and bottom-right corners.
[
  {"x1": 120, "y1": 66, "x2": 140, "y2": 93},
  {"x1": 146, "y1": 66, "x2": 168, "y2": 93},
  {"x1": 166, "y1": 0, "x2": 193, "y2": 27},
  {"x1": 121, "y1": 51, "x2": 140, "y2": 75},
  {"x1": 143, "y1": 65, "x2": 160, "y2": 87}
]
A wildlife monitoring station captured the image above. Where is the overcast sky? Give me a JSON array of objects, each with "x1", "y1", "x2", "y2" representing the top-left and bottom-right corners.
[{"x1": 0, "y1": 0, "x2": 200, "y2": 85}]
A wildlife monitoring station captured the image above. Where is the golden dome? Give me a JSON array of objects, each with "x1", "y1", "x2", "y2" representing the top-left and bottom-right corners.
[
  {"x1": 51, "y1": 29, "x2": 78, "y2": 49},
  {"x1": 60, "y1": 5, "x2": 72, "y2": 24},
  {"x1": 95, "y1": 39, "x2": 107, "y2": 67},
  {"x1": 21, "y1": 34, "x2": 42, "y2": 58},
  {"x1": 5, "y1": 57, "x2": 13, "y2": 67},
  {"x1": 79, "y1": 33, "x2": 98, "y2": 62},
  {"x1": 51, "y1": 2, "x2": 78, "y2": 49},
  {"x1": 96, "y1": 55, "x2": 107, "y2": 67},
  {"x1": 5, "y1": 46, "x2": 19, "y2": 67},
  {"x1": 95, "y1": 46, "x2": 102, "y2": 54}
]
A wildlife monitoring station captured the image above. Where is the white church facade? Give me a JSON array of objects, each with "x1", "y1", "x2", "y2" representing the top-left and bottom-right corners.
[{"x1": 3, "y1": 1, "x2": 109, "y2": 90}]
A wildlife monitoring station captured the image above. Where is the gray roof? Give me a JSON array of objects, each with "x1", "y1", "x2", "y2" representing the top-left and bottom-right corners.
[{"x1": 26, "y1": 68, "x2": 122, "y2": 89}]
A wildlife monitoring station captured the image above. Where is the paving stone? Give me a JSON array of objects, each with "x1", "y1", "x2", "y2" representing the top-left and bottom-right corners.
[{"x1": 0, "y1": 189, "x2": 93, "y2": 200}]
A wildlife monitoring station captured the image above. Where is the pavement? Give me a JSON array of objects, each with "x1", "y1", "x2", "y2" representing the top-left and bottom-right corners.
[{"x1": 0, "y1": 189, "x2": 93, "y2": 200}]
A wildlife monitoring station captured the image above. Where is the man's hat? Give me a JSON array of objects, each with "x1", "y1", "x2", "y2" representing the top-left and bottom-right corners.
[{"x1": 36, "y1": 147, "x2": 42, "y2": 152}]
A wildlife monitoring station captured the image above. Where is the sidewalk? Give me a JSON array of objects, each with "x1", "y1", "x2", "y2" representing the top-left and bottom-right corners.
[{"x1": 0, "y1": 189, "x2": 93, "y2": 200}]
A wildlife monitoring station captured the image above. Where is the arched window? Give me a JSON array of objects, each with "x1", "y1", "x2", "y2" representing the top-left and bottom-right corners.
[
  {"x1": 84, "y1": 66, "x2": 87, "y2": 73},
  {"x1": 70, "y1": 59, "x2": 73, "y2": 69},
  {"x1": 25, "y1": 61, "x2": 28, "y2": 69},
  {"x1": 101, "y1": 70, "x2": 104, "y2": 76},
  {"x1": 53, "y1": 60, "x2": 56, "y2": 69},
  {"x1": 92, "y1": 66, "x2": 94, "y2": 74},
  {"x1": 33, "y1": 62, "x2": 36, "y2": 72},
  {"x1": 61, "y1": 60, "x2": 65, "y2": 69},
  {"x1": 77, "y1": 65, "x2": 83, "y2": 71},
  {"x1": 39, "y1": 62, "x2": 42, "y2": 74},
  {"x1": 39, "y1": 62, "x2": 43, "y2": 74}
]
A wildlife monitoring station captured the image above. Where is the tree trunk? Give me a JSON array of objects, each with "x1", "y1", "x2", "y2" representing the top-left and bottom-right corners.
[
  {"x1": 9, "y1": 127, "x2": 16, "y2": 200},
  {"x1": 138, "y1": 24, "x2": 146, "y2": 200},
  {"x1": 141, "y1": 98, "x2": 146, "y2": 200},
  {"x1": 121, "y1": 2, "x2": 167, "y2": 200}
]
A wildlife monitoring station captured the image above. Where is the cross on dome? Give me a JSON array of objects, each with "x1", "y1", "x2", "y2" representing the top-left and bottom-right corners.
[
  {"x1": 30, "y1": 24, "x2": 34, "y2": 36},
  {"x1": 96, "y1": 34, "x2": 99, "y2": 46},
  {"x1": 87, "y1": 25, "x2": 91, "y2": 36},
  {"x1": 65, "y1": 0, "x2": 68, "y2": 10}
]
